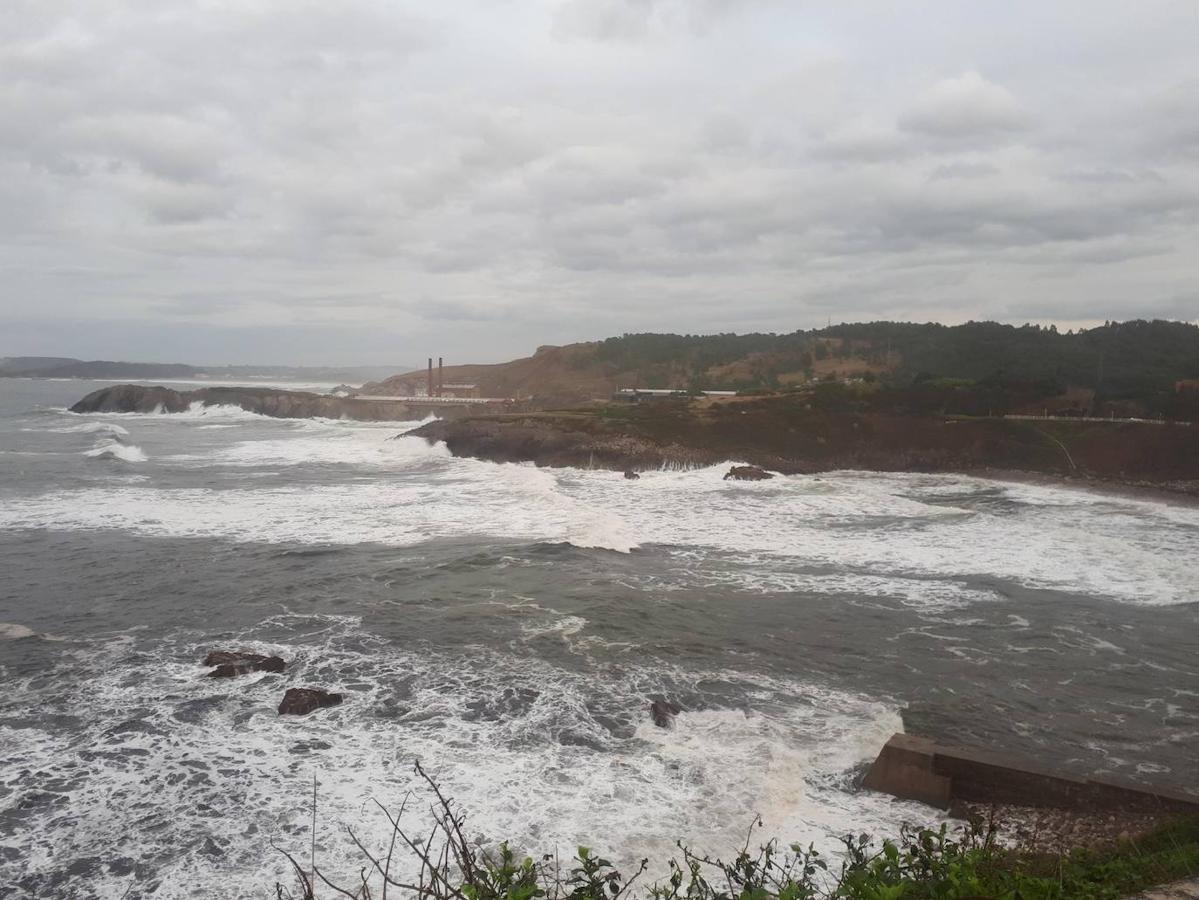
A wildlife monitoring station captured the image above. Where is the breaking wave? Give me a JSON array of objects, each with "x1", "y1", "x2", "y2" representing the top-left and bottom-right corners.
[
  {"x1": 82, "y1": 438, "x2": 147, "y2": 463},
  {"x1": 4, "y1": 441, "x2": 1198, "y2": 602},
  {"x1": 35, "y1": 421, "x2": 131, "y2": 436}
]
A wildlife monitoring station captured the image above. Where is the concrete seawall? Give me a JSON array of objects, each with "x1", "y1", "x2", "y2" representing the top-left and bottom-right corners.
[{"x1": 863, "y1": 733, "x2": 1199, "y2": 814}]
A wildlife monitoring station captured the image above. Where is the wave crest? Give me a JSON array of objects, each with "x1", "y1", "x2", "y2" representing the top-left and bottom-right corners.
[{"x1": 83, "y1": 438, "x2": 148, "y2": 463}]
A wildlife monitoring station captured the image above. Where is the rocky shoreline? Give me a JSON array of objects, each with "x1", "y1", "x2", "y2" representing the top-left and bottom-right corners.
[
  {"x1": 69, "y1": 385, "x2": 1199, "y2": 498},
  {"x1": 407, "y1": 399, "x2": 1199, "y2": 499},
  {"x1": 962, "y1": 802, "x2": 1179, "y2": 854},
  {"x1": 69, "y1": 383, "x2": 476, "y2": 422}
]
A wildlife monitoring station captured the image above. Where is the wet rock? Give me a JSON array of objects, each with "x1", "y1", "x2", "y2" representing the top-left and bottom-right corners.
[
  {"x1": 624, "y1": 471, "x2": 641, "y2": 480},
  {"x1": 0, "y1": 623, "x2": 37, "y2": 640},
  {"x1": 278, "y1": 688, "x2": 343, "y2": 716},
  {"x1": 69, "y1": 384, "x2": 190, "y2": 414},
  {"x1": 650, "y1": 698, "x2": 682, "y2": 728},
  {"x1": 209, "y1": 658, "x2": 285, "y2": 678},
  {"x1": 70, "y1": 384, "x2": 425, "y2": 422},
  {"x1": 202, "y1": 651, "x2": 286, "y2": 678},
  {"x1": 723, "y1": 465, "x2": 773, "y2": 481}
]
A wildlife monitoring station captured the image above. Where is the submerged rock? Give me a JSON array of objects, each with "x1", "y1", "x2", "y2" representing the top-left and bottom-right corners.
[
  {"x1": 723, "y1": 465, "x2": 773, "y2": 481},
  {"x1": 650, "y1": 698, "x2": 682, "y2": 728},
  {"x1": 211, "y1": 658, "x2": 285, "y2": 678},
  {"x1": 624, "y1": 471, "x2": 641, "y2": 480},
  {"x1": 202, "y1": 651, "x2": 286, "y2": 678},
  {"x1": 278, "y1": 688, "x2": 343, "y2": 716}
]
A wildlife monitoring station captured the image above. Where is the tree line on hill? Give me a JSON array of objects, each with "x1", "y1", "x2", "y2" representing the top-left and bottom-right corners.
[{"x1": 590, "y1": 320, "x2": 1199, "y2": 419}]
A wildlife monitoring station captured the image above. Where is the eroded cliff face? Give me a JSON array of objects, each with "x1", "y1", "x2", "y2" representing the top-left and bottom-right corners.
[
  {"x1": 411, "y1": 415, "x2": 721, "y2": 470},
  {"x1": 410, "y1": 398, "x2": 1199, "y2": 495},
  {"x1": 70, "y1": 384, "x2": 453, "y2": 421}
]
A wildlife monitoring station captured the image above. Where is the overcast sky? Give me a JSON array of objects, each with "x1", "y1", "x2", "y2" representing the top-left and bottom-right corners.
[{"x1": 2, "y1": 1, "x2": 1197, "y2": 365}]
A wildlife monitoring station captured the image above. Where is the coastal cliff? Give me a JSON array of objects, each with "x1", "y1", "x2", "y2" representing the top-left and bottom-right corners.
[
  {"x1": 410, "y1": 395, "x2": 1199, "y2": 495},
  {"x1": 70, "y1": 384, "x2": 470, "y2": 421}
]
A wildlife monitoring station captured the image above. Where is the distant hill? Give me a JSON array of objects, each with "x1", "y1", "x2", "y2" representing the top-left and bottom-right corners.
[
  {"x1": 0, "y1": 358, "x2": 410, "y2": 383},
  {"x1": 363, "y1": 320, "x2": 1199, "y2": 418},
  {"x1": 0, "y1": 356, "x2": 83, "y2": 375}
]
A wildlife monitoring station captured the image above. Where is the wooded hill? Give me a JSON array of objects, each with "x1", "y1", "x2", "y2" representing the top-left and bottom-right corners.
[{"x1": 366, "y1": 320, "x2": 1199, "y2": 419}]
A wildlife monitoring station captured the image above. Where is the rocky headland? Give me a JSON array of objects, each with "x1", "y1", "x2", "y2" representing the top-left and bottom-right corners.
[
  {"x1": 408, "y1": 395, "x2": 1199, "y2": 497},
  {"x1": 69, "y1": 383, "x2": 476, "y2": 422}
]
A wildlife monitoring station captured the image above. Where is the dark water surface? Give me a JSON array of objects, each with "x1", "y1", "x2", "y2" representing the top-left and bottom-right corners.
[{"x1": 1, "y1": 378, "x2": 1196, "y2": 899}]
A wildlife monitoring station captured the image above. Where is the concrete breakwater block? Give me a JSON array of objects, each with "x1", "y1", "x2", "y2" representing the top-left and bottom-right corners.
[
  {"x1": 861, "y1": 734, "x2": 952, "y2": 808},
  {"x1": 863, "y1": 733, "x2": 1199, "y2": 814}
]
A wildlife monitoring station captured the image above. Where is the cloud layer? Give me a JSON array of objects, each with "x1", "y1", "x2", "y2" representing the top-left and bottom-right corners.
[{"x1": 2, "y1": 0, "x2": 1197, "y2": 363}]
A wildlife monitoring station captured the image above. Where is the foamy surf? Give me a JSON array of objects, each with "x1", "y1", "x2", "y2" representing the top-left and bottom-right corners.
[
  {"x1": 3, "y1": 443, "x2": 1198, "y2": 602},
  {"x1": 2, "y1": 380, "x2": 1197, "y2": 900},
  {"x1": 1, "y1": 614, "x2": 927, "y2": 899},
  {"x1": 32, "y1": 421, "x2": 131, "y2": 436},
  {"x1": 82, "y1": 437, "x2": 148, "y2": 462}
]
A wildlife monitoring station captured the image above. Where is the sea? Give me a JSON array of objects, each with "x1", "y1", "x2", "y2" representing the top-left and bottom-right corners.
[{"x1": 1, "y1": 378, "x2": 1196, "y2": 899}]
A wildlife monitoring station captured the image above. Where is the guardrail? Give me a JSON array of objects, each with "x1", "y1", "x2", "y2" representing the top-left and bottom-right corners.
[
  {"x1": 1004, "y1": 414, "x2": 1192, "y2": 426},
  {"x1": 342, "y1": 395, "x2": 511, "y2": 405}
]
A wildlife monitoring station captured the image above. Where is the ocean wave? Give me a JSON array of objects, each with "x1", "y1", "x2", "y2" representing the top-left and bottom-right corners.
[
  {"x1": 5, "y1": 438, "x2": 1197, "y2": 604},
  {"x1": 199, "y1": 430, "x2": 442, "y2": 468},
  {"x1": 26, "y1": 421, "x2": 131, "y2": 436},
  {"x1": 82, "y1": 438, "x2": 147, "y2": 463}
]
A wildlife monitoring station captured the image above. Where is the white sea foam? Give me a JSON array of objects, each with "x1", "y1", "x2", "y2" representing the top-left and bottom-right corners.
[
  {"x1": 0, "y1": 615, "x2": 929, "y2": 899},
  {"x1": 200, "y1": 424, "x2": 433, "y2": 468},
  {"x1": 82, "y1": 438, "x2": 147, "y2": 463},
  {"x1": 27, "y1": 421, "x2": 131, "y2": 436},
  {"x1": 5, "y1": 416, "x2": 1198, "y2": 606},
  {"x1": 0, "y1": 623, "x2": 36, "y2": 639}
]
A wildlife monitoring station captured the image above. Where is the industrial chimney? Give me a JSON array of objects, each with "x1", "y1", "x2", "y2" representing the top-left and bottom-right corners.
[
  {"x1": 427, "y1": 358, "x2": 433, "y2": 398},
  {"x1": 438, "y1": 357, "x2": 444, "y2": 397}
]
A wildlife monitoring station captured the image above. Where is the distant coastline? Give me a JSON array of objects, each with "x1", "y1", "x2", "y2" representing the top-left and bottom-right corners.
[
  {"x1": 65, "y1": 381, "x2": 1199, "y2": 499},
  {"x1": 0, "y1": 355, "x2": 407, "y2": 383}
]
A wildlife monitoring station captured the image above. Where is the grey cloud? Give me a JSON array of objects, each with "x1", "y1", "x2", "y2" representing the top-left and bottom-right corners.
[
  {"x1": 552, "y1": 0, "x2": 762, "y2": 41},
  {"x1": 1, "y1": 1, "x2": 1198, "y2": 365},
  {"x1": 899, "y1": 72, "x2": 1030, "y2": 138},
  {"x1": 928, "y1": 162, "x2": 1000, "y2": 181},
  {"x1": 808, "y1": 120, "x2": 912, "y2": 163}
]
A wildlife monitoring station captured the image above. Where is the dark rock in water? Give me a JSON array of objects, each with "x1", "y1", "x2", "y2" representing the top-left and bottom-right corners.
[
  {"x1": 624, "y1": 471, "x2": 641, "y2": 480},
  {"x1": 724, "y1": 465, "x2": 773, "y2": 481},
  {"x1": 278, "y1": 688, "x2": 343, "y2": 716},
  {"x1": 650, "y1": 698, "x2": 682, "y2": 728},
  {"x1": 70, "y1": 384, "x2": 191, "y2": 414},
  {"x1": 204, "y1": 650, "x2": 252, "y2": 666},
  {"x1": 208, "y1": 657, "x2": 285, "y2": 678},
  {"x1": 202, "y1": 650, "x2": 285, "y2": 677}
]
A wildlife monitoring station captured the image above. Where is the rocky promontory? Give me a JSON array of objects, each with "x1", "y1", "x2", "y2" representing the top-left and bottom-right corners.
[
  {"x1": 70, "y1": 384, "x2": 472, "y2": 422},
  {"x1": 409, "y1": 396, "x2": 1199, "y2": 496}
]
